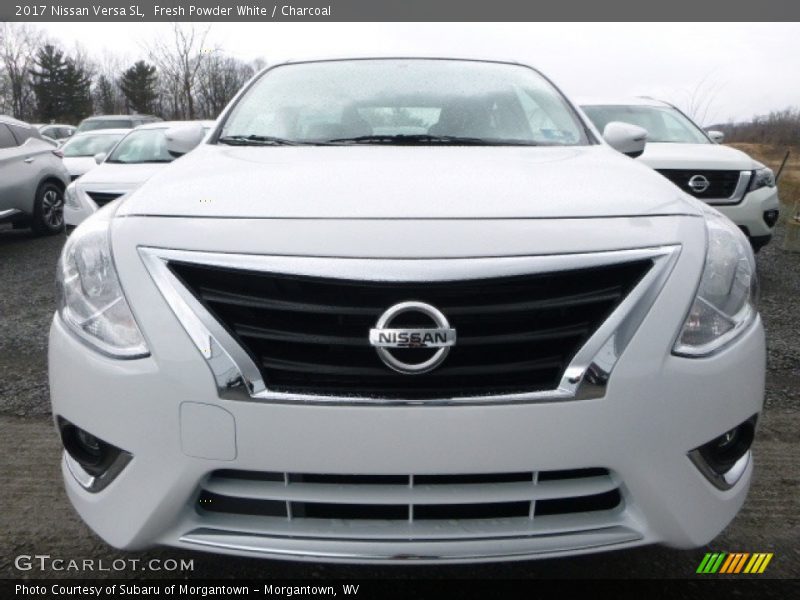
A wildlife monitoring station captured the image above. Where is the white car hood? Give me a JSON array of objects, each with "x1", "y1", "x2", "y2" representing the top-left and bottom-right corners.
[
  {"x1": 79, "y1": 162, "x2": 167, "y2": 187},
  {"x1": 63, "y1": 156, "x2": 98, "y2": 178},
  {"x1": 638, "y1": 143, "x2": 758, "y2": 171},
  {"x1": 117, "y1": 144, "x2": 700, "y2": 219}
]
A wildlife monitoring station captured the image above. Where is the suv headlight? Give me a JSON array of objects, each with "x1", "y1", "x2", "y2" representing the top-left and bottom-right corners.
[
  {"x1": 674, "y1": 211, "x2": 758, "y2": 356},
  {"x1": 64, "y1": 182, "x2": 79, "y2": 208},
  {"x1": 748, "y1": 167, "x2": 775, "y2": 192},
  {"x1": 56, "y1": 209, "x2": 149, "y2": 358}
]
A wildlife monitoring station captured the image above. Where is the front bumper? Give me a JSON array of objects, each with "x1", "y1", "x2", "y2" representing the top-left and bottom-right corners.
[
  {"x1": 712, "y1": 185, "x2": 780, "y2": 239},
  {"x1": 49, "y1": 309, "x2": 765, "y2": 563}
]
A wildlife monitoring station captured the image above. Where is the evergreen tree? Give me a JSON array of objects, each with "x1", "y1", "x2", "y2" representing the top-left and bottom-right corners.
[
  {"x1": 119, "y1": 60, "x2": 158, "y2": 114},
  {"x1": 29, "y1": 43, "x2": 92, "y2": 123},
  {"x1": 93, "y1": 74, "x2": 116, "y2": 114},
  {"x1": 29, "y1": 44, "x2": 66, "y2": 121},
  {"x1": 61, "y1": 59, "x2": 92, "y2": 122}
]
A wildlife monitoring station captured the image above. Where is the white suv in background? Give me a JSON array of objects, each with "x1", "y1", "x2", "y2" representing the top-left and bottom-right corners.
[
  {"x1": 580, "y1": 97, "x2": 780, "y2": 251},
  {"x1": 50, "y1": 58, "x2": 764, "y2": 563}
]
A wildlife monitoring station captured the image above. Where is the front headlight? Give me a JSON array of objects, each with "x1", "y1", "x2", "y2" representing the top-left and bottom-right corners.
[
  {"x1": 674, "y1": 211, "x2": 758, "y2": 356},
  {"x1": 64, "y1": 182, "x2": 79, "y2": 208},
  {"x1": 56, "y1": 209, "x2": 149, "y2": 358},
  {"x1": 748, "y1": 167, "x2": 775, "y2": 192}
]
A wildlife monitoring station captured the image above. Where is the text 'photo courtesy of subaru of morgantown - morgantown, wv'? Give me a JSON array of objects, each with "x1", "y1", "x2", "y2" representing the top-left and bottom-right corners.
[{"x1": 49, "y1": 58, "x2": 766, "y2": 563}]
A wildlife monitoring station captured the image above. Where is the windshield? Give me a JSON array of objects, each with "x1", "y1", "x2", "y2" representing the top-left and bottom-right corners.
[
  {"x1": 581, "y1": 104, "x2": 710, "y2": 144},
  {"x1": 219, "y1": 59, "x2": 589, "y2": 146},
  {"x1": 62, "y1": 133, "x2": 124, "y2": 157},
  {"x1": 107, "y1": 128, "x2": 174, "y2": 164},
  {"x1": 77, "y1": 119, "x2": 134, "y2": 133}
]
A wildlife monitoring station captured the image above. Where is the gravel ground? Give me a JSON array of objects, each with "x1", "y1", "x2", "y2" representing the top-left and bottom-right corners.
[{"x1": 0, "y1": 221, "x2": 798, "y2": 580}]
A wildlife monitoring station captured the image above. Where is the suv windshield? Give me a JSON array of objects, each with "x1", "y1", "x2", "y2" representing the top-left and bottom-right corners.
[
  {"x1": 219, "y1": 59, "x2": 589, "y2": 146},
  {"x1": 106, "y1": 128, "x2": 173, "y2": 164},
  {"x1": 581, "y1": 104, "x2": 710, "y2": 144},
  {"x1": 62, "y1": 132, "x2": 125, "y2": 157}
]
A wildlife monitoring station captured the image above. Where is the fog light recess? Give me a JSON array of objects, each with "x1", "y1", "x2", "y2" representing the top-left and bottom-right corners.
[
  {"x1": 58, "y1": 417, "x2": 132, "y2": 492},
  {"x1": 763, "y1": 209, "x2": 780, "y2": 228},
  {"x1": 689, "y1": 415, "x2": 757, "y2": 490}
]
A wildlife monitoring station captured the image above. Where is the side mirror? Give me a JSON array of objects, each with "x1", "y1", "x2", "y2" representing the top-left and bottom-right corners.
[
  {"x1": 94, "y1": 152, "x2": 107, "y2": 165},
  {"x1": 602, "y1": 122, "x2": 648, "y2": 158},
  {"x1": 707, "y1": 130, "x2": 725, "y2": 143},
  {"x1": 165, "y1": 123, "x2": 205, "y2": 157}
]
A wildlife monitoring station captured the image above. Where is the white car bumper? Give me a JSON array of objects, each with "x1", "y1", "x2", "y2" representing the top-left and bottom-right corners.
[
  {"x1": 48, "y1": 216, "x2": 765, "y2": 563},
  {"x1": 65, "y1": 185, "x2": 133, "y2": 228},
  {"x1": 712, "y1": 185, "x2": 780, "y2": 241}
]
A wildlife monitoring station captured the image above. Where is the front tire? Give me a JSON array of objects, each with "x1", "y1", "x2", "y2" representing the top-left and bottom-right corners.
[{"x1": 31, "y1": 182, "x2": 65, "y2": 236}]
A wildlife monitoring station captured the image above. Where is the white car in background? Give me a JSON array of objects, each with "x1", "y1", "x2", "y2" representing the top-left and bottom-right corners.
[
  {"x1": 74, "y1": 114, "x2": 161, "y2": 134},
  {"x1": 34, "y1": 123, "x2": 76, "y2": 144},
  {"x1": 60, "y1": 129, "x2": 128, "y2": 181},
  {"x1": 64, "y1": 121, "x2": 214, "y2": 228},
  {"x1": 579, "y1": 97, "x2": 780, "y2": 251}
]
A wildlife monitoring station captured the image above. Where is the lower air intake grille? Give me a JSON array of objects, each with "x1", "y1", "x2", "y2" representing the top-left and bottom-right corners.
[
  {"x1": 86, "y1": 191, "x2": 123, "y2": 207},
  {"x1": 169, "y1": 260, "x2": 652, "y2": 399},
  {"x1": 197, "y1": 468, "x2": 622, "y2": 525}
]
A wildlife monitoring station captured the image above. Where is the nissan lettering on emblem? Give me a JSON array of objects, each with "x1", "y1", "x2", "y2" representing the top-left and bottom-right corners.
[
  {"x1": 369, "y1": 301, "x2": 457, "y2": 374},
  {"x1": 688, "y1": 174, "x2": 711, "y2": 194}
]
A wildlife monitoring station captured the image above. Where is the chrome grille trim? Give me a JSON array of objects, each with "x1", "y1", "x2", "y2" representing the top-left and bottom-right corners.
[
  {"x1": 178, "y1": 525, "x2": 643, "y2": 562},
  {"x1": 139, "y1": 245, "x2": 681, "y2": 405}
]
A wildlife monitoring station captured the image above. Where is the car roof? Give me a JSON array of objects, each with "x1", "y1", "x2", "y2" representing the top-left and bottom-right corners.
[
  {"x1": 69, "y1": 128, "x2": 131, "y2": 138},
  {"x1": 133, "y1": 120, "x2": 216, "y2": 131},
  {"x1": 82, "y1": 114, "x2": 159, "y2": 121},
  {"x1": 0, "y1": 115, "x2": 34, "y2": 128},
  {"x1": 266, "y1": 55, "x2": 527, "y2": 67},
  {"x1": 577, "y1": 96, "x2": 673, "y2": 108}
]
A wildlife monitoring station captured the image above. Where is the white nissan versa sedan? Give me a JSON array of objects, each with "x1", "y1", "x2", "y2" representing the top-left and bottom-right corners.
[
  {"x1": 580, "y1": 97, "x2": 781, "y2": 252},
  {"x1": 49, "y1": 58, "x2": 764, "y2": 563}
]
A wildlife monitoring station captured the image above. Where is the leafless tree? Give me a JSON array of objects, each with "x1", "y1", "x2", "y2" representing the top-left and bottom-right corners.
[
  {"x1": 144, "y1": 23, "x2": 214, "y2": 119},
  {"x1": 0, "y1": 22, "x2": 43, "y2": 120},
  {"x1": 197, "y1": 54, "x2": 254, "y2": 118},
  {"x1": 670, "y1": 73, "x2": 726, "y2": 127},
  {"x1": 0, "y1": 68, "x2": 10, "y2": 114},
  {"x1": 92, "y1": 49, "x2": 127, "y2": 114}
]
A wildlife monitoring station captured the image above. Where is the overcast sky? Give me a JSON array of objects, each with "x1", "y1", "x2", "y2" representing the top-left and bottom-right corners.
[{"x1": 36, "y1": 21, "x2": 800, "y2": 124}]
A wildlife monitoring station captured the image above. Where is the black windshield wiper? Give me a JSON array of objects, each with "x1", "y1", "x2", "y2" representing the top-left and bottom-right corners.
[
  {"x1": 326, "y1": 134, "x2": 540, "y2": 146},
  {"x1": 217, "y1": 135, "x2": 306, "y2": 146}
]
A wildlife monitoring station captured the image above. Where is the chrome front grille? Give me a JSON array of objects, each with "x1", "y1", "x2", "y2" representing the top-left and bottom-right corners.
[
  {"x1": 656, "y1": 169, "x2": 743, "y2": 200},
  {"x1": 197, "y1": 468, "x2": 623, "y2": 531},
  {"x1": 140, "y1": 246, "x2": 681, "y2": 404},
  {"x1": 168, "y1": 260, "x2": 652, "y2": 399}
]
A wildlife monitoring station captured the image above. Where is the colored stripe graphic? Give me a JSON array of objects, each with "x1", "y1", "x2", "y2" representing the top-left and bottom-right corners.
[
  {"x1": 696, "y1": 553, "x2": 713, "y2": 573},
  {"x1": 758, "y1": 554, "x2": 773, "y2": 573},
  {"x1": 710, "y1": 553, "x2": 726, "y2": 573},
  {"x1": 719, "y1": 553, "x2": 736, "y2": 574},
  {"x1": 734, "y1": 553, "x2": 750, "y2": 573},
  {"x1": 700, "y1": 552, "x2": 773, "y2": 574},
  {"x1": 744, "y1": 553, "x2": 774, "y2": 574},
  {"x1": 697, "y1": 553, "x2": 727, "y2": 573}
]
